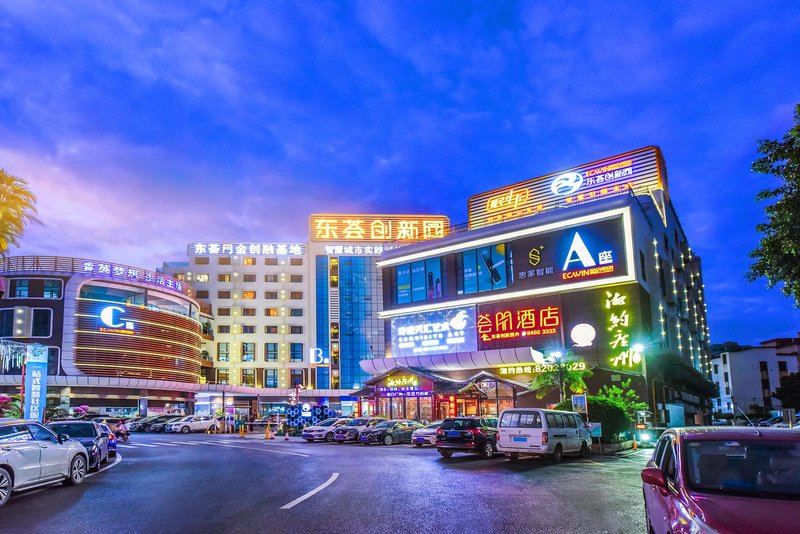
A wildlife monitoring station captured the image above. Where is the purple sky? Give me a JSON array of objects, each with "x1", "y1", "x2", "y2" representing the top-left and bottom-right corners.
[{"x1": 1, "y1": 2, "x2": 799, "y2": 344}]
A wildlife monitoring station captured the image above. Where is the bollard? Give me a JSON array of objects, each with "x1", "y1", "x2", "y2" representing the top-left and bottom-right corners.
[
  {"x1": 633, "y1": 435, "x2": 638, "y2": 450},
  {"x1": 264, "y1": 424, "x2": 273, "y2": 440},
  {"x1": 239, "y1": 424, "x2": 246, "y2": 438}
]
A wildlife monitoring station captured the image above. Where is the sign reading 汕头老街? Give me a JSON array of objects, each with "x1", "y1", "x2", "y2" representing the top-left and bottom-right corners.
[
  {"x1": 23, "y1": 345, "x2": 49, "y2": 423},
  {"x1": 189, "y1": 243, "x2": 304, "y2": 256},
  {"x1": 390, "y1": 306, "x2": 477, "y2": 358},
  {"x1": 309, "y1": 214, "x2": 450, "y2": 242},
  {"x1": 468, "y1": 146, "x2": 666, "y2": 229}
]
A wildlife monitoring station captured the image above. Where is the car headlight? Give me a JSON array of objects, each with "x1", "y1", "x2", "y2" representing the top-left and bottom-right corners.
[{"x1": 640, "y1": 432, "x2": 652, "y2": 442}]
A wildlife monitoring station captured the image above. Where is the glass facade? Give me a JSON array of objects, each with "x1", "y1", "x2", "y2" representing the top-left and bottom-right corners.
[
  {"x1": 315, "y1": 255, "x2": 330, "y2": 388},
  {"x1": 339, "y1": 256, "x2": 383, "y2": 390}
]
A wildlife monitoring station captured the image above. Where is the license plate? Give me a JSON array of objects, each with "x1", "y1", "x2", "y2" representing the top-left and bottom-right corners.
[
  {"x1": 415, "y1": 437, "x2": 424, "y2": 442},
  {"x1": 447, "y1": 431, "x2": 460, "y2": 438},
  {"x1": 512, "y1": 436, "x2": 528, "y2": 442},
  {"x1": 360, "y1": 436, "x2": 368, "y2": 441}
]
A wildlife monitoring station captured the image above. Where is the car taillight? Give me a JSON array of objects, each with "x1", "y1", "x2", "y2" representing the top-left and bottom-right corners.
[
  {"x1": 436, "y1": 428, "x2": 445, "y2": 438},
  {"x1": 109, "y1": 433, "x2": 116, "y2": 440},
  {"x1": 542, "y1": 431, "x2": 549, "y2": 444}
]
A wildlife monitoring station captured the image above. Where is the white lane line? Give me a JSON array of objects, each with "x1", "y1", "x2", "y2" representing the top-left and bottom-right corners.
[
  {"x1": 280, "y1": 473, "x2": 339, "y2": 510},
  {"x1": 205, "y1": 442, "x2": 309, "y2": 458},
  {"x1": 151, "y1": 442, "x2": 180, "y2": 447},
  {"x1": 130, "y1": 443, "x2": 159, "y2": 448},
  {"x1": 88, "y1": 453, "x2": 123, "y2": 477},
  {"x1": 117, "y1": 444, "x2": 139, "y2": 448}
]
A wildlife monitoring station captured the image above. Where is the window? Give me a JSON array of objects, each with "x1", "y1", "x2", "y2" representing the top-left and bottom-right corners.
[
  {"x1": 290, "y1": 258, "x2": 303, "y2": 266},
  {"x1": 713, "y1": 364, "x2": 718, "y2": 375},
  {"x1": 241, "y1": 369, "x2": 255, "y2": 387},
  {"x1": 242, "y1": 307, "x2": 256, "y2": 317},
  {"x1": 217, "y1": 325, "x2": 230, "y2": 334},
  {"x1": 43, "y1": 280, "x2": 62, "y2": 299},
  {"x1": 653, "y1": 436, "x2": 669, "y2": 467},
  {"x1": 195, "y1": 290, "x2": 209, "y2": 299},
  {"x1": 265, "y1": 369, "x2": 278, "y2": 387},
  {"x1": 265, "y1": 275, "x2": 279, "y2": 283},
  {"x1": 639, "y1": 251, "x2": 647, "y2": 282},
  {"x1": 265, "y1": 258, "x2": 279, "y2": 266},
  {"x1": 265, "y1": 343, "x2": 278, "y2": 362},
  {"x1": 218, "y1": 274, "x2": 231, "y2": 282},
  {"x1": 265, "y1": 325, "x2": 278, "y2": 334},
  {"x1": 725, "y1": 386, "x2": 730, "y2": 395},
  {"x1": 31, "y1": 309, "x2": 52, "y2": 337},
  {"x1": 242, "y1": 325, "x2": 256, "y2": 334},
  {"x1": 290, "y1": 343, "x2": 304, "y2": 362},
  {"x1": 455, "y1": 245, "x2": 506, "y2": 297},
  {"x1": 217, "y1": 291, "x2": 231, "y2": 299},
  {"x1": 759, "y1": 361, "x2": 768, "y2": 372},
  {"x1": 265, "y1": 291, "x2": 279, "y2": 299},
  {"x1": 265, "y1": 308, "x2": 279, "y2": 316},
  {"x1": 242, "y1": 257, "x2": 256, "y2": 266},
  {"x1": 396, "y1": 258, "x2": 444, "y2": 303},
  {"x1": 242, "y1": 291, "x2": 256, "y2": 300},
  {"x1": 779, "y1": 361, "x2": 788, "y2": 372},
  {"x1": 722, "y1": 354, "x2": 727, "y2": 365},
  {"x1": 194, "y1": 257, "x2": 210, "y2": 265},
  {"x1": 217, "y1": 368, "x2": 229, "y2": 384},
  {"x1": 290, "y1": 369, "x2": 304, "y2": 387},
  {"x1": 660, "y1": 441, "x2": 676, "y2": 482},
  {"x1": 243, "y1": 274, "x2": 256, "y2": 282},
  {"x1": 290, "y1": 308, "x2": 303, "y2": 317},
  {"x1": 290, "y1": 326, "x2": 303, "y2": 334},
  {"x1": 217, "y1": 307, "x2": 231, "y2": 316},
  {"x1": 499, "y1": 411, "x2": 542, "y2": 428},
  {"x1": 218, "y1": 257, "x2": 232, "y2": 265},
  {"x1": 564, "y1": 414, "x2": 577, "y2": 428},
  {"x1": 194, "y1": 274, "x2": 209, "y2": 283},
  {"x1": 290, "y1": 291, "x2": 303, "y2": 300},
  {"x1": 12, "y1": 279, "x2": 29, "y2": 298},
  {"x1": 217, "y1": 343, "x2": 230, "y2": 362},
  {"x1": 0, "y1": 309, "x2": 13, "y2": 337},
  {"x1": 241, "y1": 342, "x2": 255, "y2": 361},
  {"x1": 290, "y1": 274, "x2": 303, "y2": 283}
]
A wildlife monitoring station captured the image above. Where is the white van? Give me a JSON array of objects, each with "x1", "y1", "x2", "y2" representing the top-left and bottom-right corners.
[{"x1": 497, "y1": 408, "x2": 591, "y2": 462}]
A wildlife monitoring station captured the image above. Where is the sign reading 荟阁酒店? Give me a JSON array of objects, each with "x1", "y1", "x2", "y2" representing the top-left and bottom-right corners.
[
  {"x1": 390, "y1": 306, "x2": 478, "y2": 358},
  {"x1": 309, "y1": 214, "x2": 450, "y2": 242},
  {"x1": 23, "y1": 345, "x2": 49, "y2": 423},
  {"x1": 477, "y1": 296, "x2": 563, "y2": 350},
  {"x1": 468, "y1": 146, "x2": 666, "y2": 229}
]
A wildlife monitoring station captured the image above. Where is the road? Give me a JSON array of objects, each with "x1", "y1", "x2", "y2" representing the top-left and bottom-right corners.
[{"x1": 2, "y1": 432, "x2": 650, "y2": 533}]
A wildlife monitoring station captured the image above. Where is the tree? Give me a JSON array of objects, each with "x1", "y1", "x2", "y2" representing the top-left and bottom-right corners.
[
  {"x1": 596, "y1": 378, "x2": 649, "y2": 422},
  {"x1": 529, "y1": 357, "x2": 593, "y2": 403},
  {"x1": 555, "y1": 396, "x2": 629, "y2": 443},
  {"x1": 0, "y1": 168, "x2": 38, "y2": 257},
  {"x1": 773, "y1": 372, "x2": 800, "y2": 410},
  {"x1": 747, "y1": 104, "x2": 800, "y2": 305}
]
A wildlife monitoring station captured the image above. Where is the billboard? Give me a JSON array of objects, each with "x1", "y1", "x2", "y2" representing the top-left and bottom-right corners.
[
  {"x1": 309, "y1": 214, "x2": 450, "y2": 242},
  {"x1": 23, "y1": 345, "x2": 48, "y2": 423},
  {"x1": 477, "y1": 296, "x2": 563, "y2": 350},
  {"x1": 468, "y1": 146, "x2": 666, "y2": 229},
  {"x1": 391, "y1": 305, "x2": 477, "y2": 357}
]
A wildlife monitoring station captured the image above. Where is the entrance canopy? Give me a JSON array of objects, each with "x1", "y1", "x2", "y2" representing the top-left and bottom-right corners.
[{"x1": 360, "y1": 347, "x2": 545, "y2": 375}]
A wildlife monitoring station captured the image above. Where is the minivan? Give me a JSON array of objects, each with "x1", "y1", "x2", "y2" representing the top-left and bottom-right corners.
[{"x1": 496, "y1": 408, "x2": 591, "y2": 462}]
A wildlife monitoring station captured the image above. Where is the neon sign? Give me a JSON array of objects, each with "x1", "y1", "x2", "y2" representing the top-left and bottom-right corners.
[
  {"x1": 605, "y1": 290, "x2": 641, "y2": 369},
  {"x1": 486, "y1": 188, "x2": 530, "y2": 212},
  {"x1": 81, "y1": 261, "x2": 185, "y2": 294},
  {"x1": 309, "y1": 214, "x2": 450, "y2": 242},
  {"x1": 498, "y1": 361, "x2": 586, "y2": 376},
  {"x1": 386, "y1": 375, "x2": 419, "y2": 388},
  {"x1": 98, "y1": 305, "x2": 135, "y2": 335},
  {"x1": 189, "y1": 243, "x2": 304, "y2": 256},
  {"x1": 477, "y1": 306, "x2": 561, "y2": 343}
]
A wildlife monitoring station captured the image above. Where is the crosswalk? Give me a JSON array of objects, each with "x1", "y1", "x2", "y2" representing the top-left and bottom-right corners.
[{"x1": 117, "y1": 438, "x2": 249, "y2": 450}]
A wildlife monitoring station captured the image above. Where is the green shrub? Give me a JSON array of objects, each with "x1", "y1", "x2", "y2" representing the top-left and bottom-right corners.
[{"x1": 554, "y1": 396, "x2": 629, "y2": 443}]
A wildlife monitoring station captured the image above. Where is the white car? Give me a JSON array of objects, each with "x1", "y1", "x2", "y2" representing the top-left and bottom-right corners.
[
  {"x1": 496, "y1": 408, "x2": 592, "y2": 462},
  {"x1": 166, "y1": 415, "x2": 219, "y2": 434},
  {"x1": 411, "y1": 421, "x2": 443, "y2": 447},
  {"x1": 302, "y1": 418, "x2": 352, "y2": 442},
  {"x1": 0, "y1": 419, "x2": 89, "y2": 508}
]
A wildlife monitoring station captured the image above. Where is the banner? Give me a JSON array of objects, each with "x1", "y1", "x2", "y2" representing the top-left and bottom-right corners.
[{"x1": 23, "y1": 344, "x2": 49, "y2": 422}]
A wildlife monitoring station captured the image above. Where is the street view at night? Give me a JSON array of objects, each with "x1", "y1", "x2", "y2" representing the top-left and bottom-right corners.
[{"x1": 0, "y1": 2, "x2": 799, "y2": 533}]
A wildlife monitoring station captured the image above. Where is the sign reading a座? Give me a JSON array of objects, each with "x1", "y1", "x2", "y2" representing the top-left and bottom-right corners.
[{"x1": 309, "y1": 214, "x2": 450, "y2": 242}]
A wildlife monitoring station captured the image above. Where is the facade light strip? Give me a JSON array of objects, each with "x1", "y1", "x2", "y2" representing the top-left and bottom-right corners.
[
  {"x1": 74, "y1": 313, "x2": 203, "y2": 341},
  {"x1": 76, "y1": 297, "x2": 202, "y2": 326},
  {"x1": 73, "y1": 361, "x2": 198, "y2": 379},
  {"x1": 377, "y1": 207, "x2": 632, "y2": 267},
  {"x1": 74, "y1": 345, "x2": 201, "y2": 365},
  {"x1": 74, "y1": 330, "x2": 201, "y2": 352}
]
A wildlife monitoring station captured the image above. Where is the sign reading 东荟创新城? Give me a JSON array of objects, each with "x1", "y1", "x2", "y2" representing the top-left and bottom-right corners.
[
  {"x1": 23, "y1": 344, "x2": 49, "y2": 423},
  {"x1": 468, "y1": 146, "x2": 666, "y2": 229},
  {"x1": 309, "y1": 214, "x2": 450, "y2": 242}
]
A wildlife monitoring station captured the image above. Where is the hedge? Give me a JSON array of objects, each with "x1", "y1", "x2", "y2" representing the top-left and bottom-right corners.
[{"x1": 554, "y1": 396, "x2": 630, "y2": 443}]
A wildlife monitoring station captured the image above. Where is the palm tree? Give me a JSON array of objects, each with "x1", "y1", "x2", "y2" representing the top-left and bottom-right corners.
[
  {"x1": 0, "y1": 168, "x2": 38, "y2": 256},
  {"x1": 529, "y1": 356, "x2": 593, "y2": 403}
]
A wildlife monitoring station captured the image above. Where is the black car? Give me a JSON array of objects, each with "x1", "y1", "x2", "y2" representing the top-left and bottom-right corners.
[
  {"x1": 147, "y1": 416, "x2": 184, "y2": 432},
  {"x1": 47, "y1": 420, "x2": 109, "y2": 471},
  {"x1": 359, "y1": 420, "x2": 424, "y2": 445},
  {"x1": 435, "y1": 417, "x2": 499, "y2": 459}
]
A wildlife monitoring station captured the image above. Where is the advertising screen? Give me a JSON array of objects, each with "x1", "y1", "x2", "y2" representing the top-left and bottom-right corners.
[
  {"x1": 396, "y1": 264, "x2": 411, "y2": 304},
  {"x1": 391, "y1": 305, "x2": 478, "y2": 357}
]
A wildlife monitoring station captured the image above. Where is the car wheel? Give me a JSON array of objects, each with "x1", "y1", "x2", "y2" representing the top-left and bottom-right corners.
[
  {"x1": 181, "y1": 426, "x2": 190, "y2": 434},
  {"x1": 414, "y1": 443, "x2": 423, "y2": 447},
  {"x1": 481, "y1": 440, "x2": 495, "y2": 459},
  {"x1": 552, "y1": 444, "x2": 563, "y2": 463},
  {"x1": 109, "y1": 450, "x2": 117, "y2": 458},
  {"x1": 209, "y1": 425, "x2": 218, "y2": 433},
  {"x1": 579, "y1": 441, "x2": 590, "y2": 458},
  {"x1": 384, "y1": 434, "x2": 394, "y2": 446},
  {"x1": 0, "y1": 466, "x2": 12, "y2": 508},
  {"x1": 509, "y1": 452, "x2": 520, "y2": 462},
  {"x1": 325, "y1": 432, "x2": 335, "y2": 443},
  {"x1": 64, "y1": 455, "x2": 87, "y2": 486},
  {"x1": 438, "y1": 449, "x2": 453, "y2": 458}
]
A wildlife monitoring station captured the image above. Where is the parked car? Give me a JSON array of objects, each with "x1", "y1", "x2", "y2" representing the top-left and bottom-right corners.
[
  {"x1": 757, "y1": 416, "x2": 783, "y2": 427},
  {"x1": 129, "y1": 416, "x2": 158, "y2": 432},
  {"x1": 97, "y1": 423, "x2": 117, "y2": 458},
  {"x1": 411, "y1": 421, "x2": 443, "y2": 447},
  {"x1": 166, "y1": 415, "x2": 220, "y2": 434},
  {"x1": 302, "y1": 418, "x2": 352, "y2": 442},
  {"x1": 360, "y1": 420, "x2": 424, "y2": 445},
  {"x1": 148, "y1": 416, "x2": 184, "y2": 433},
  {"x1": 496, "y1": 408, "x2": 591, "y2": 462},
  {"x1": 0, "y1": 419, "x2": 90, "y2": 508},
  {"x1": 641, "y1": 427, "x2": 799, "y2": 534},
  {"x1": 46, "y1": 420, "x2": 109, "y2": 472},
  {"x1": 333, "y1": 417, "x2": 385, "y2": 443},
  {"x1": 436, "y1": 416, "x2": 499, "y2": 459}
]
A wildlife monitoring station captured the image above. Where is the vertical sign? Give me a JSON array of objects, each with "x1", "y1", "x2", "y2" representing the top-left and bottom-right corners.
[
  {"x1": 23, "y1": 345, "x2": 49, "y2": 422},
  {"x1": 572, "y1": 394, "x2": 588, "y2": 414}
]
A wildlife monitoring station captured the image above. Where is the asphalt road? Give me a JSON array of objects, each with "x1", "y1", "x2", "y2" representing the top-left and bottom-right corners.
[{"x1": 1, "y1": 432, "x2": 650, "y2": 533}]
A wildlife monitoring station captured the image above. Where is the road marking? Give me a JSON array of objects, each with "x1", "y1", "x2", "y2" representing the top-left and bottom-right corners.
[
  {"x1": 280, "y1": 473, "x2": 339, "y2": 510},
  {"x1": 117, "y1": 444, "x2": 139, "y2": 448},
  {"x1": 205, "y1": 442, "x2": 309, "y2": 457},
  {"x1": 151, "y1": 442, "x2": 181, "y2": 447},
  {"x1": 88, "y1": 453, "x2": 123, "y2": 477},
  {"x1": 130, "y1": 443, "x2": 159, "y2": 448}
]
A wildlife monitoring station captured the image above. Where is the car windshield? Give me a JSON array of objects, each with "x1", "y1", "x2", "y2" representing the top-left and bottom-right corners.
[
  {"x1": 425, "y1": 421, "x2": 443, "y2": 429},
  {"x1": 348, "y1": 418, "x2": 370, "y2": 426},
  {"x1": 440, "y1": 419, "x2": 477, "y2": 430},
  {"x1": 50, "y1": 423, "x2": 96, "y2": 438},
  {"x1": 373, "y1": 421, "x2": 395, "y2": 429},
  {"x1": 685, "y1": 439, "x2": 800, "y2": 499},
  {"x1": 316, "y1": 419, "x2": 337, "y2": 427},
  {"x1": 173, "y1": 416, "x2": 192, "y2": 423}
]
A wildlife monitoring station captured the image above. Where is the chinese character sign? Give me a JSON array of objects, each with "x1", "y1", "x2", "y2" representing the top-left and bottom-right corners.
[
  {"x1": 23, "y1": 345, "x2": 49, "y2": 423},
  {"x1": 391, "y1": 306, "x2": 477, "y2": 357},
  {"x1": 605, "y1": 290, "x2": 641, "y2": 370},
  {"x1": 189, "y1": 243, "x2": 305, "y2": 256},
  {"x1": 309, "y1": 215, "x2": 450, "y2": 242},
  {"x1": 477, "y1": 297, "x2": 562, "y2": 350}
]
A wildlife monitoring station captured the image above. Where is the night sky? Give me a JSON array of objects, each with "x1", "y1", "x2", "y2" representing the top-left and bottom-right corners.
[{"x1": 1, "y1": 2, "x2": 799, "y2": 344}]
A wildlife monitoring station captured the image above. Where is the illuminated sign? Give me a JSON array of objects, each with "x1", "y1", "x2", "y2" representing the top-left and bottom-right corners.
[
  {"x1": 498, "y1": 361, "x2": 587, "y2": 376},
  {"x1": 387, "y1": 375, "x2": 419, "y2": 388},
  {"x1": 378, "y1": 374, "x2": 432, "y2": 397},
  {"x1": 605, "y1": 290, "x2": 642, "y2": 369},
  {"x1": 391, "y1": 306, "x2": 477, "y2": 357},
  {"x1": 310, "y1": 348, "x2": 330, "y2": 367},
  {"x1": 570, "y1": 323, "x2": 596, "y2": 347},
  {"x1": 189, "y1": 243, "x2": 304, "y2": 256},
  {"x1": 98, "y1": 305, "x2": 135, "y2": 335},
  {"x1": 468, "y1": 146, "x2": 665, "y2": 229},
  {"x1": 81, "y1": 261, "x2": 186, "y2": 294},
  {"x1": 309, "y1": 214, "x2": 450, "y2": 242},
  {"x1": 323, "y1": 244, "x2": 398, "y2": 256},
  {"x1": 477, "y1": 303, "x2": 561, "y2": 348}
]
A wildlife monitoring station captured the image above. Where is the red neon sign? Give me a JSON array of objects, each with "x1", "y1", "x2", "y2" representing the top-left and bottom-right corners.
[{"x1": 477, "y1": 306, "x2": 561, "y2": 342}]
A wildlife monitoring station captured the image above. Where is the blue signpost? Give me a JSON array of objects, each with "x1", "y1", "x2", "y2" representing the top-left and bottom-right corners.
[{"x1": 23, "y1": 344, "x2": 49, "y2": 422}]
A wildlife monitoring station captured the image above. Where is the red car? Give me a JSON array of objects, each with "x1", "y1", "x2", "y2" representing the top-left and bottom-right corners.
[{"x1": 641, "y1": 427, "x2": 799, "y2": 533}]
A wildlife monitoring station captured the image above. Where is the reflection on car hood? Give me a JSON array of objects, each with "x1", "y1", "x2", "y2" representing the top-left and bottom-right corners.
[
  {"x1": 690, "y1": 491, "x2": 798, "y2": 532},
  {"x1": 70, "y1": 437, "x2": 97, "y2": 448}
]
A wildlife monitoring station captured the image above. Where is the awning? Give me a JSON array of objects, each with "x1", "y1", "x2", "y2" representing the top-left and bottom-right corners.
[{"x1": 360, "y1": 347, "x2": 545, "y2": 375}]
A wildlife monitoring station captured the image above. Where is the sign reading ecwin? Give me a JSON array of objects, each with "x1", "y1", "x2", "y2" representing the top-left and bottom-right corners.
[
  {"x1": 23, "y1": 344, "x2": 49, "y2": 422},
  {"x1": 391, "y1": 306, "x2": 477, "y2": 357}
]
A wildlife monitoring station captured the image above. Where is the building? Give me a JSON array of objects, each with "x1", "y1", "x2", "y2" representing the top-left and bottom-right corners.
[
  {"x1": 0, "y1": 255, "x2": 204, "y2": 416},
  {"x1": 359, "y1": 146, "x2": 716, "y2": 426},
  {"x1": 711, "y1": 336, "x2": 800, "y2": 415}
]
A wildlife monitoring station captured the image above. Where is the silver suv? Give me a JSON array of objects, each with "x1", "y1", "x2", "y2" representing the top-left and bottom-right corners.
[{"x1": 0, "y1": 419, "x2": 89, "y2": 508}]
